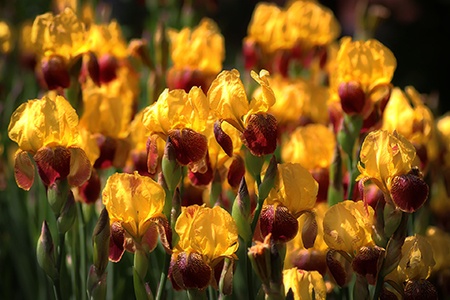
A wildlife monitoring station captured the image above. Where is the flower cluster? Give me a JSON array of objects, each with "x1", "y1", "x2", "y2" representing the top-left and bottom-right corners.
[{"x1": 3, "y1": 1, "x2": 450, "y2": 300}]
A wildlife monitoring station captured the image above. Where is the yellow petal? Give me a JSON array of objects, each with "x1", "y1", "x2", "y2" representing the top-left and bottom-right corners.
[
  {"x1": 175, "y1": 205, "x2": 239, "y2": 263},
  {"x1": 323, "y1": 200, "x2": 374, "y2": 255},
  {"x1": 267, "y1": 163, "x2": 318, "y2": 216},
  {"x1": 8, "y1": 95, "x2": 80, "y2": 152},
  {"x1": 397, "y1": 235, "x2": 435, "y2": 282},
  {"x1": 102, "y1": 172, "x2": 166, "y2": 241},
  {"x1": 207, "y1": 69, "x2": 249, "y2": 131},
  {"x1": 283, "y1": 268, "x2": 326, "y2": 300},
  {"x1": 248, "y1": 70, "x2": 275, "y2": 115}
]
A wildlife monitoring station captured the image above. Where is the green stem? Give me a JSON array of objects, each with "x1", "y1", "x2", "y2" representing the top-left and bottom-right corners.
[
  {"x1": 187, "y1": 289, "x2": 207, "y2": 300},
  {"x1": 155, "y1": 253, "x2": 170, "y2": 300},
  {"x1": 77, "y1": 202, "x2": 87, "y2": 300},
  {"x1": 251, "y1": 194, "x2": 264, "y2": 233},
  {"x1": 134, "y1": 249, "x2": 152, "y2": 300},
  {"x1": 53, "y1": 232, "x2": 65, "y2": 300},
  {"x1": 245, "y1": 242, "x2": 255, "y2": 300}
]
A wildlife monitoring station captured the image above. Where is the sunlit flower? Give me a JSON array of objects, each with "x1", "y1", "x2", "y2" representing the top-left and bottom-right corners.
[
  {"x1": 8, "y1": 95, "x2": 91, "y2": 190},
  {"x1": 283, "y1": 268, "x2": 326, "y2": 300},
  {"x1": 80, "y1": 65, "x2": 137, "y2": 169},
  {"x1": 31, "y1": 8, "x2": 88, "y2": 89},
  {"x1": 330, "y1": 37, "x2": 396, "y2": 129},
  {"x1": 208, "y1": 69, "x2": 278, "y2": 156},
  {"x1": 102, "y1": 172, "x2": 169, "y2": 261},
  {"x1": 169, "y1": 205, "x2": 239, "y2": 291},
  {"x1": 357, "y1": 130, "x2": 428, "y2": 212},
  {"x1": 261, "y1": 75, "x2": 329, "y2": 127},
  {"x1": 0, "y1": 21, "x2": 12, "y2": 54},
  {"x1": 244, "y1": 1, "x2": 340, "y2": 76},
  {"x1": 323, "y1": 200, "x2": 375, "y2": 256},
  {"x1": 142, "y1": 87, "x2": 210, "y2": 174},
  {"x1": 259, "y1": 163, "x2": 318, "y2": 243},
  {"x1": 397, "y1": 235, "x2": 435, "y2": 282},
  {"x1": 382, "y1": 86, "x2": 439, "y2": 168},
  {"x1": 167, "y1": 18, "x2": 224, "y2": 92}
]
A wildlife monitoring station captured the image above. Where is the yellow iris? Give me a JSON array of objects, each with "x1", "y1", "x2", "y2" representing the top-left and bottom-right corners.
[
  {"x1": 357, "y1": 130, "x2": 417, "y2": 194},
  {"x1": 208, "y1": 69, "x2": 275, "y2": 132},
  {"x1": 281, "y1": 124, "x2": 336, "y2": 170},
  {"x1": 331, "y1": 37, "x2": 396, "y2": 94},
  {"x1": 397, "y1": 235, "x2": 435, "y2": 282},
  {"x1": 8, "y1": 95, "x2": 91, "y2": 190},
  {"x1": 382, "y1": 86, "x2": 438, "y2": 163},
  {"x1": 31, "y1": 7, "x2": 88, "y2": 63},
  {"x1": 266, "y1": 163, "x2": 318, "y2": 217},
  {"x1": 174, "y1": 205, "x2": 239, "y2": 264},
  {"x1": 168, "y1": 18, "x2": 224, "y2": 75},
  {"x1": 323, "y1": 200, "x2": 375, "y2": 255},
  {"x1": 283, "y1": 268, "x2": 326, "y2": 300},
  {"x1": 102, "y1": 172, "x2": 166, "y2": 242},
  {"x1": 142, "y1": 87, "x2": 210, "y2": 137}
]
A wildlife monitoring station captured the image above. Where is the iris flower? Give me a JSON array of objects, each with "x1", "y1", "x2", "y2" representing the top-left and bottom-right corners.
[
  {"x1": 167, "y1": 18, "x2": 224, "y2": 92},
  {"x1": 8, "y1": 95, "x2": 91, "y2": 190},
  {"x1": 357, "y1": 130, "x2": 428, "y2": 212},
  {"x1": 102, "y1": 172, "x2": 170, "y2": 261},
  {"x1": 208, "y1": 69, "x2": 278, "y2": 156},
  {"x1": 283, "y1": 268, "x2": 326, "y2": 300},
  {"x1": 168, "y1": 205, "x2": 238, "y2": 291},
  {"x1": 142, "y1": 87, "x2": 210, "y2": 174}
]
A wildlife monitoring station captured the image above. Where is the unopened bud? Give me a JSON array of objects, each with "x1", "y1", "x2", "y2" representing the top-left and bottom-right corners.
[
  {"x1": 162, "y1": 137, "x2": 182, "y2": 191},
  {"x1": 36, "y1": 221, "x2": 58, "y2": 280},
  {"x1": 41, "y1": 55, "x2": 70, "y2": 90},
  {"x1": 248, "y1": 235, "x2": 272, "y2": 286},
  {"x1": 258, "y1": 155, "x2": 277, "y2": 201},
  {"x1": 93, "y1": 208, "x2": 110, "y2": 275},
  {"x1": 232, "y1": 178, "x2": 252, "y2": 242},
  {"x1": 338, "y1": 81, "x2": 366, "y2": 115},
  {"x1": 57, "y1": 190, "x2": 76, "y2": 234},
  {"x1": 390, "y1": 171, "x2": 429, "y2": 213},
  {"x1": 87, "y1": 264, "x2": 107, "y2": 299},
  {"x1": 47, "y1": 178, "x2": 70, "y2": 216}
]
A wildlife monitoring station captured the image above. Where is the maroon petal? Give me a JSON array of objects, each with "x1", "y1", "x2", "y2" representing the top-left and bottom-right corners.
[
  {"x1": 14, "y1": 150, "x2": 35, "y2": 190},
  {"x1": 227, "y1": 155, "x2": 245, "y2": 188},
  {"x1": 259, "y1": 204, "x2": 298, "y2": 244},
  {"x1": 98, "y1": 54, "x2": 118, "y2": 84},
  {"x1": 41, "y1": 55, "x2": 70, "y2": 90},
  {"x1": 390, "y1": 172, "x2": 429, "y2": 213},
  {"x1": 109, "y1": 222, "x2": 126, "y2": 262},
  {"x1": 77, "y1": 168, "x2": 101, "y2": 204},
  {"x1": 146, "y1": 135, "x2": 159, "y2": 175},
  {"x1": 242, "y1": 113, "x2": 278, "y2": 156},
  {"x1": 34, "y1": 146, "x2": 71, "y2": 187},
  {"x1": 188, "y1": 152, "x2": 214, "y2": 186},
  {"x1": 94, "y1": 135, "x2": 117, "y2": 169},
  {"x1": 68, "y1": 147, "x2": 92, "y2": 187},
  {"x1": 168, "y1": 252, "x2": 212, "y2": 290},
  {"x1": 214, "y1": 120, "x2": 233, "y2": 157},
  {"x1": 168, "y1": 129, "x2": 207, "y2": 166}
]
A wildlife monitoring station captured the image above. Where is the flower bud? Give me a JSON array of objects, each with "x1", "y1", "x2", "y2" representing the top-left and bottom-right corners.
[
  {"x1": 258, "y1": 155, "x2": 277, "y2": 201},
  {"x1": 248, "y1": 235, "x2": 272, "y2": 286},
  {"x1": 390, "y1": 172, "x2": 429, "y2": 213},
  {"x1": 87, "y1": 264, "x2": 107, "y2": 300},
  {"x1": 57, "y1": 190, "x2": 76, "y2": 234},
  {"x1": 259, "y1": 204, "x2": 298, "y2": 244},
  {"x1": 232, "y1": 178, "x2": 252, "y2": 242},
  {"x1": 93, "y1": 208, "x2": 110, "y2": 275},
  {"x1": 98, "y1": 54, "x2": 118, "y2": 84},
  {"x1": 47, "y1": 179, "x2": 70, "y2": 216},
  {"x1": 338, "y1": 81, "x2": 366, "y2": 115},
  {"x1": 128, "y1": 39, "x2": 153, "y2": 69},
  {"x1": 36, "y1": 221, "x2": 58, "y2": 281},
  {"x1": 162, "y1": 137, "x2": 182, "y2": 191},
  {"x1": 404, "y1": 279, "x2": 438, "y2": 300},
  {"x1": 242, "y1": 113, "x2": 278, "y2": 156},
  {"x1": 352, "y1": 246, "x2": 384, "y2": 285},
  {"x1": 41, "y1": 55, "x2": 70, "y2": 90}
]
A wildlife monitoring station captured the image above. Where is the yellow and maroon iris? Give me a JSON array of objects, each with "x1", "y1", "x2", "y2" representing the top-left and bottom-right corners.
[{"x1": 8, "y1": 95, "x2": 91, "y2": 190}]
